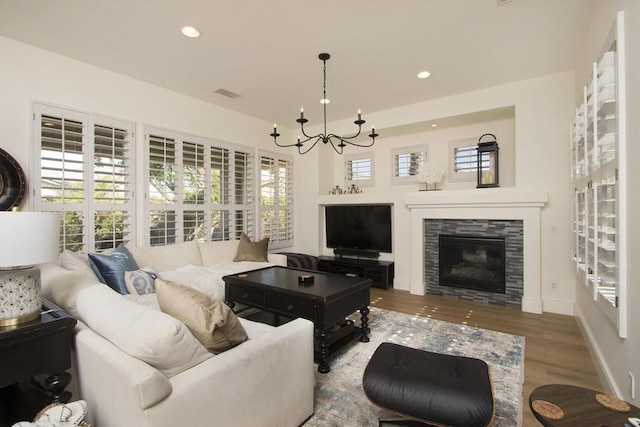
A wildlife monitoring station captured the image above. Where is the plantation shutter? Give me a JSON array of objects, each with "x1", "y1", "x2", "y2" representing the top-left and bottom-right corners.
[
  {"x1": 146, "y1": 128, "x2": 256, "y2": 245},
  {"x1": 148, "y1": 134, "x2": 177, "y2": 246},
  {"x1": 33, "y1": 103, "x2": 135, "y2": 252},
  {"x1": 259, "y1": 152, "x2": 293, "y2": 248},
  {"x1": 233, "y1": 150, "x2": 254, "y2": 240},
  {"x1": 210, "y1": 146, "x2": 230, "y2": 240},
  {"x1": 92, "y1": 123, "x2": 134, "y2": 250},
  {"x1": 454, "y1": 145, "x2": 479, "y2": 173},
  {"x1": 347, "y1": 158, "x2": 371, "y2": 181}
]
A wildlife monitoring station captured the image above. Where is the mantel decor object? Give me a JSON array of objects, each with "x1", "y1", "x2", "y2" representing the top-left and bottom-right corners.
[
  {"x1": 0, "y1": 211, "x2": 60, "y2": 326},
  {"x1": 329, "y1": 184, "x2": 362, "y2": 195},
  {"x1": 476, "y1": 133, "x2": 499, "y2": 188},
  {"x1": 416, "y1": 163, "x2": 445, "y2": 191}
]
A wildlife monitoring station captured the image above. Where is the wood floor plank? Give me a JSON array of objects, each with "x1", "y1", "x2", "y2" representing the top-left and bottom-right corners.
[{"x1": 370, "y1": 288, "x2": 604, "y2": 426}]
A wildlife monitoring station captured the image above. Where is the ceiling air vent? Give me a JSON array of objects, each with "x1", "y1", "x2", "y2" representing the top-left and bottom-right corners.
[
  {"x1": 214, "y1": 88, "x2": 242, "y2": 99},
  {"x1": 496, "y1": 0, "x2": 513, "y2": 5}
]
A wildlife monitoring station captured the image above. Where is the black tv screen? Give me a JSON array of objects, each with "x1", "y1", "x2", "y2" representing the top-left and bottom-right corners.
[{"x1": 325, "y1": 204, "x2": 392, "y2": 253}]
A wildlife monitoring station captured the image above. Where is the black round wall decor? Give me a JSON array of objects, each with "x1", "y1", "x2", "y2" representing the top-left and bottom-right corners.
[{"x1": 0, "y1": 147, "x2": 27, "y2": 210}]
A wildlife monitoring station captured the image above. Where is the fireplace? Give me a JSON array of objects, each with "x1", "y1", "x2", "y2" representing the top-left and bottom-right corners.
[
  {"x1": 424, "y1": 219, "x2": 523, "y2": 307},
  {"x1": 405, "y1": 190, "x2": 548, "y2": 313},
  {"x1": 439, "y1": 235, "x2": 505, "y2": 293}
]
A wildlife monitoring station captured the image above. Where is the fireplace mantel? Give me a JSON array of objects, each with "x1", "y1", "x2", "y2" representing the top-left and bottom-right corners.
[
  {"x1": 404, "y1": 189, "x2": 548, "y2": 313},
  {"x1": 405, "y1": 189, "x2": 548, "y2": 209}
]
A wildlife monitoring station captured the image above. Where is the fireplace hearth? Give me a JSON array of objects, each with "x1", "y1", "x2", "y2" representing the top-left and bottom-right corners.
[{"x1": 439, "y1": 235, "x2": 506, "y2": 293}]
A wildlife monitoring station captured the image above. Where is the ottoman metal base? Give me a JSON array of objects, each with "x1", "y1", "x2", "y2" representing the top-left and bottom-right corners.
[{"x1": 363, "y1": 343, "x2": 494, "y2": 427}]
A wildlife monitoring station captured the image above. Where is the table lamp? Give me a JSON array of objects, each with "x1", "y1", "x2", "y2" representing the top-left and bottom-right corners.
[{"x1": 0, "y1": 211, "x2": 60, "y2": 326}]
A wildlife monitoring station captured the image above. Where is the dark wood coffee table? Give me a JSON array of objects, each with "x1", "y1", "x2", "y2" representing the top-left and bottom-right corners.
[
  {"x1": 529, "y1": 384, "x2": 640, "y2": 426},
  {"x1": 223, "y1": 266, "x2": 371, "y2": 373}
]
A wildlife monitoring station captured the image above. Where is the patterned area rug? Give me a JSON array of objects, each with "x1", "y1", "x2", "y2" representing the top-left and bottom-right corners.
[{"x1": 304, "y1": 307, "x2": 525, "y2": 426}]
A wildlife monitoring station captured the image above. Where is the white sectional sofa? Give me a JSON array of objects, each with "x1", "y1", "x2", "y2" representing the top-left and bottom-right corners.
[{"x1": 40, "y1": 240, "x2": 315, "y2": 427}]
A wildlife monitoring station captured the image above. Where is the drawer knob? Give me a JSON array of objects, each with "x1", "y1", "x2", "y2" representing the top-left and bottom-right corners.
[{"x1": 287, "y1": 304, "x2": 294, "y2": 311}]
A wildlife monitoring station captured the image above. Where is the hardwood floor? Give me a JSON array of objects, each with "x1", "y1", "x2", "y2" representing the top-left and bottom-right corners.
[{"x1": 369, "y1": 288, "x2": 604, "y2": 426}]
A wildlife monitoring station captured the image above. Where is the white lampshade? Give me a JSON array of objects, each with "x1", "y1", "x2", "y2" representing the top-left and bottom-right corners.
[
  {"x1": 0, "y1": 212, "x2": 60, "y2": 268},
  {"x1": 0, "y1": 211, "x2": 60, "y2": 326}
]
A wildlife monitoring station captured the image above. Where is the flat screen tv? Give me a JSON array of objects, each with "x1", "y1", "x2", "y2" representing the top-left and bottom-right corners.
[{"x1": 325, "y1": 204, "x2": 392, "y2": 254}]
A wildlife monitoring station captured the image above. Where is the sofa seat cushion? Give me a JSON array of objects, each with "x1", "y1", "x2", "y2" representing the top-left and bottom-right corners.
[
  {"x1": 156, "y1": 279, "x2": 248, "y2": 352},
  {"x1": 158, "y1": 262, "x2": 275, "y2": 301},
  {"x1": 76, "y1": 285, "x2": 212, "y2": 378}
]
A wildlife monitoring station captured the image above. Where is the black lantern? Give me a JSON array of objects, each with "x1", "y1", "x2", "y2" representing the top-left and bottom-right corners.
[{"x1": 476, "y1": 133, "x2": 499, "y2": 188}]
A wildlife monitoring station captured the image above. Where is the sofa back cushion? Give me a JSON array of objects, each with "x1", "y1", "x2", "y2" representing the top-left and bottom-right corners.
[
  {"x1": 197, "y1": 240, "x2": 239, "y2": 266},
  {"x1": 76, "y1": 285, "x2": 212, "y2": 378},
  {"x1": 40, "y1": 263, "x2": 96, "y2": 319},
  {"x1": 128, "y1": 241, "x2": 202, "y2": 272}
]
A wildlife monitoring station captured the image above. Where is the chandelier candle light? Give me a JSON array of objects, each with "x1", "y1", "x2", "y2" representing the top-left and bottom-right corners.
[{"x1": 271, "y1": 53, "x2": 378, "y2": 155}]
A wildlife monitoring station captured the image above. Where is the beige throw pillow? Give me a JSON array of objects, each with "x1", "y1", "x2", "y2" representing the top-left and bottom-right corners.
[
  {"x1": 233, "y1": 232, "x2": 269, "y2": 262},
  {"x1": 156, "y1": 279, "x2": 249, "y2": 352}
]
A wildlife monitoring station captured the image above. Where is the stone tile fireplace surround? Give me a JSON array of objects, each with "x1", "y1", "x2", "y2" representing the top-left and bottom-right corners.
[
  {"x1": 405, "y1": 190, "x2": 548, "y2": 314},
  {"x1": 425, "y1": 219, "x2": 523, "y2": 307}
]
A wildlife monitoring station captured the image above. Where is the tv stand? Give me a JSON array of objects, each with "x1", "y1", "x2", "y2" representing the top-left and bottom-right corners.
[{"x1": 318, "y1": 256, "x2": 394, "y2": 289}]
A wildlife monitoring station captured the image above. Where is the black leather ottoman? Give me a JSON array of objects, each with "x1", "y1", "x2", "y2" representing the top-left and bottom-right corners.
[{"x1": 363, "y1": 343, "x2": 494, "y2": 427}]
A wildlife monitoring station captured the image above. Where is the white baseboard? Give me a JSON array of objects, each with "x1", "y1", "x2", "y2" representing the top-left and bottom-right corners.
[
  {"x1": 541, "y1": 298, "x2": 574, "y2": 315},
  {"x1": 521, "y1": 297, "x2": 543, "y2": 314},
  {"x1": 574, "y1": 304, "x2": 620, "y2": 396},
  {"x1": 392, "y1": 277, "x2": 410, "y2": 291}
]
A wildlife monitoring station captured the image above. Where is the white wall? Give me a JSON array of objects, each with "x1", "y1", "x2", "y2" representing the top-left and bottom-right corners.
[
  {"x1": 325, "y1": 117, "x2": 516, "y2": 193},
  {"x1": 295, "y1": 71, "x2": 576, "y2": 315},
  {"x1": 573, "y1": 1, "x2": 640, "y2": 404},
  {"x1": 0, "y1": 36, "x2": 295, "y2": 246}
]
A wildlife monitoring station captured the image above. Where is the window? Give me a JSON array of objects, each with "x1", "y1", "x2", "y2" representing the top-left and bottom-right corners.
[
  {"x1": 146, "y1": 127, "x2": 255, "y2": 246},
  {"x1": 259, "y1": 152, "x2": 293, "y2": 249},
  {"x1": 345, "y1": 152, "x2": 374, "y2": 187},
  {"x1": 449, "y1": 138, "x2": 478, "y2": 182},
  {"x1": 392, "y1": 146, "x2": 427, "y2": 184},
  {"x1": 33, "y1": 103, "x2": 135, "y2": 252}
]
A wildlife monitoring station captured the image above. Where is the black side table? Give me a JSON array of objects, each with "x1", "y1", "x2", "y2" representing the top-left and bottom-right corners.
[{"x1": 0, "y1": 299, "x2": 77, "y2": 424}]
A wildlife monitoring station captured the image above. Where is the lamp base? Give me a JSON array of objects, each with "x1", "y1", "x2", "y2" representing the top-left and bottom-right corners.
[{"x1": 0, "y1": 266, "x2": 42, "y2": 327}]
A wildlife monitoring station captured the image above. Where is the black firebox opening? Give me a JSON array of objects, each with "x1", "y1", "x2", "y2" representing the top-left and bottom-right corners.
[{"x1": 438, "y1": 234, "x2": 506, "y2": 293}]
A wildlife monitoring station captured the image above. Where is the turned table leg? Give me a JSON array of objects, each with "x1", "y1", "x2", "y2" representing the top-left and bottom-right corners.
[
  {"x1": 359, "y1": 306, "x2": 370, "y2": 342},
  {"x1": 316, "y1": 328, "x2": 331, "y2": 374}
]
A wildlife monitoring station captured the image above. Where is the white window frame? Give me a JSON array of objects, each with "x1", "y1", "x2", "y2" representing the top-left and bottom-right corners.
[
  {"x1": 145, "y1": 126, "x2": 255, "y2": 246},
  {"x1": 392, "y1": 145, "x2": 428, "y2": 185},
  {"x1": 32, "y1": 102, "x2": 136, "y2": 252},
  {"x1": 448, "y1": 138, "x2": 479, "y2": 182},
  {"x1": 344, "y1": 152, "x2": 374, "y2": 187},
  {"x1": 258, "y1": 150, "x2": 293, "y2": 249}
]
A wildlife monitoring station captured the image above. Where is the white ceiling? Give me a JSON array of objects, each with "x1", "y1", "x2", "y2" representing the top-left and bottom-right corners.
[{"x1": 0, "y1": 0, "x2": 594, "y2": 128}]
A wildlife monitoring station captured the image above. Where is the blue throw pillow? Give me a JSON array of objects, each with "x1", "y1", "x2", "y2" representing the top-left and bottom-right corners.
[{"x1": 88, "y1": 244, "x2": 139, "y2": 294}]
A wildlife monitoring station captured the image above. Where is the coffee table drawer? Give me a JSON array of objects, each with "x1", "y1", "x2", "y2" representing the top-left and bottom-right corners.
[
  {"x1": 268, "y1": 295, "x2": 316, "y2": 319},
  {"x1": 227, "y1": 286, "x2": 267, "y2": 308}
]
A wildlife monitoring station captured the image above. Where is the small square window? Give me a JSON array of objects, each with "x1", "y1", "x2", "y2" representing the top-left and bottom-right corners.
[
  {"x1": 345, "y1": 152, "x2": 374, "y2": 187},
  {"x1": 449, "y1": 138, "x2": 478, "y2": 182},
  {"x1": 392, "y1": 146, "x2": 427, "y2": 184}
]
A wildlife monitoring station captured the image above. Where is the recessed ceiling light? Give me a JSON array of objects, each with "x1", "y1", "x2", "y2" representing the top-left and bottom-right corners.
[
  {"x1": 181, "y1": 26, "x2": 200, "y2": 38},
  {"x1": 417, "y1": 71, "x2": 431, "y2": 79},
  {"x1": 431, "y1": 123, "x2": 438, "y2": 127}
]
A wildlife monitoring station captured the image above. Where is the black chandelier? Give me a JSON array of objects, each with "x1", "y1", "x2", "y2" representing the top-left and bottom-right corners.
[{"x1": 270, "y1": 53, "x2": 378, "y2": 155}]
